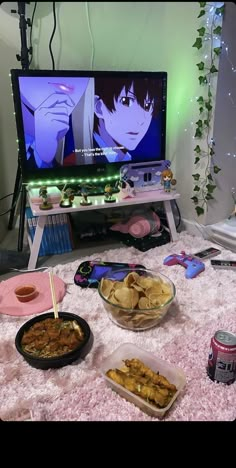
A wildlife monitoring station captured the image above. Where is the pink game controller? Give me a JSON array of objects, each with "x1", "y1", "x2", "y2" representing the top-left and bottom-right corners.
[{"x1": 163, "y1": 251, "x2": 205, "y2": 279}]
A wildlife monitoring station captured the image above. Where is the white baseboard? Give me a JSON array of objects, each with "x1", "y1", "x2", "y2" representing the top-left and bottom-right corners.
[
  {"x1": 181, "y1": 218, "x2": 210, "y2": 239},
  {"x1": 181, "y1": 217, "x2": 236, "y2": 252}
]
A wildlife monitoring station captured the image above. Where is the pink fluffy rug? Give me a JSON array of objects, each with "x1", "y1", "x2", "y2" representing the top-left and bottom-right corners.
[{"x1": 0, "y1": 232, "x2": 235, "y2": 421}]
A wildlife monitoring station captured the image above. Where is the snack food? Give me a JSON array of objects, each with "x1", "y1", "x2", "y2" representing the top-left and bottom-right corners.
[
  {"x1": 99, "y1": 269, "x2": 175, "y2": 330},
  {"x1": 106, "y1": 358, "x2": 177, "y2": 409}
]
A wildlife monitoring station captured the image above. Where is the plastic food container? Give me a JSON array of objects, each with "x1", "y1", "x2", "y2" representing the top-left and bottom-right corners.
[
  {"x1": 14, "y1": 284, "x2": 38, "y2": 302},
  {"x1": 101, "y1": 342, "x2": 186, "y2": 418}
]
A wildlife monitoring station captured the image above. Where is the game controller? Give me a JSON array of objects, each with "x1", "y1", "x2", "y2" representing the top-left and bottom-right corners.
[{"x1": 163, "y1": 251, "x2": 205, "y2": 279}]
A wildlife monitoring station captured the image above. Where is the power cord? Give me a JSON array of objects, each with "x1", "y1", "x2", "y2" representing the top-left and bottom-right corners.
[
  {"x1": 49, "y1": 2, "x2": 57, "y2": 70},
  {"x1": 0, "y1": 192, "x2": 21, "y2": 217},
  {"x1": 85, "y1": 2, "x2": 95, "y2": 69},
  {"x1": 28, "y1": 2, "x2": 37, "y2": 67}
]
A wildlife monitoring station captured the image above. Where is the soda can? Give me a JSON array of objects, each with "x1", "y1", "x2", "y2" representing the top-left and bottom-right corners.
[{"x1": 207, "y1": 330, "x2": 236, "y2": 384}]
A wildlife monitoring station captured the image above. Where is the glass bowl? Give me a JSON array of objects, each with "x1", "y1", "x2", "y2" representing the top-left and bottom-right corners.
[{"x1": 98, "y1": 268, "x2": 176, "y2": 331}]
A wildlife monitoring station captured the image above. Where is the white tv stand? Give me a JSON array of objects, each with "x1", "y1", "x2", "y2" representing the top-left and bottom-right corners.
[{"x1": 27, "y1": 189, "x2": 180, "y2": 269}]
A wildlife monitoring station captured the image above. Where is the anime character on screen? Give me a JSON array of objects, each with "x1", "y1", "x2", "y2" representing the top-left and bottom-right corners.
[
  {"x1": 19, "y1": 76, "x2": 94, "y2": 168},
  {"x1": 93, "y1": 77, "x2": 162, "y2": 163}
]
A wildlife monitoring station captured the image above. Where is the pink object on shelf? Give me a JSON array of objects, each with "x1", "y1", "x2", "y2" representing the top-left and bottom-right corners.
[
  {"x1": 0, "y1": 272, "x2": 66, "y2": 316},
  {"x1": 110, "y1": 211, "x2": 161, "y2": 238}
]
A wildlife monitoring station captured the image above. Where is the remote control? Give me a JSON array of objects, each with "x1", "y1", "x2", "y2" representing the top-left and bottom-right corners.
[
  {"x1": 211, "y1": 259, "x2": 236, "y2": 270},
  {"x1": 194, "y1": 247, "x2": 221, "y2": 260}
]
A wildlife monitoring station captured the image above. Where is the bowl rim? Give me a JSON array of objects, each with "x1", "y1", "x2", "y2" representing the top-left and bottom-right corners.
[
  {"x1": 15, "y1": 311, "x2": 91, "y2": 362},
  {"x1": 98, "y1": 268, "x2": 176, "y2": 313}
]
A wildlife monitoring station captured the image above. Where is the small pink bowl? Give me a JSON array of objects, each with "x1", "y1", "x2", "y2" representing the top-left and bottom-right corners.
[{"x1": 14, "y1": 284, "x2": 38, "y2": 303}]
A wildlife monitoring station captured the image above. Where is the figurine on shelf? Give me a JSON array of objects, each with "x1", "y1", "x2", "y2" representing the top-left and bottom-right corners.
[
  {"x1": 60, "y1": 187, "x2": 75, "y2": 208},
  {"x1": 161, "y1": 169, "x2": 177, "y2": 192},
  {"x1": 39, "y1": 186, "x2": 53, "y2": 210},
  {"x1": 116, "y1": 178, "x2": 135, "y2": 200},
  {"x1": 79, "y1": 185, "x2": 92, "y2": 206},
  {"x1": 104, "y1": 184, "x2": 116, "y2": 203}
]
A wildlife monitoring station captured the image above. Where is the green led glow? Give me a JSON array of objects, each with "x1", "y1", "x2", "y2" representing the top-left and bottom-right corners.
[{"x1": 28, "y1": 174, "x2": 120, "y2": 186}]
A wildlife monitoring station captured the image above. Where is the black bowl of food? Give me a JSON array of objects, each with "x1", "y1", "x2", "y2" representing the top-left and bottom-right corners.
[{"x1": 15, "y1": 311, "x2": 92, "y2": 370}]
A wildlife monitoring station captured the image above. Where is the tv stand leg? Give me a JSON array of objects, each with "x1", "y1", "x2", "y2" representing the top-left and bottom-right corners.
[
  {"x1": 18, "y1": 185, "x2": 27, "y2": 251},
  {"x1": 163, "y1": 200, "x2": 178, "y2": 241},
  {"x1": 28, "y1": 215, "x2": 47, "y2": 270}
]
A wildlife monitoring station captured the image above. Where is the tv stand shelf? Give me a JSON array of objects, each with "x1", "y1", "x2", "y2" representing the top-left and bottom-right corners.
[{"x1": 27, "y1": 189, "x2": 180, "y2": 269}]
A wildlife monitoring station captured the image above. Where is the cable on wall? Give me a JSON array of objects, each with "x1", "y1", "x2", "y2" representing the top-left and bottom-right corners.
[
  {"x1": 49, "y1": 2, "x2": 57, "y2": 70},
  {"x1": 85, "y1": 2, "x2": 95, "y2": 69},
  {"x1": 0, "y1": 192, "x2": 21, "y2": 217},
  {"x1": 29, "y1": 2, "x2": 38, "y2": 67}
]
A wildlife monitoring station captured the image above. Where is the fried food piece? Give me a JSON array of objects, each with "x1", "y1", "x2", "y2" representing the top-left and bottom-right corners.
[
  {"x1": 124, "y1": 358, "x2": 177, "y2": 393},
  {"x1": 106, "y1": 369, "x2": 170, "y2": 408},
  {"x1": 126, "y1": 372, "x2": 170, "y2": 397}
]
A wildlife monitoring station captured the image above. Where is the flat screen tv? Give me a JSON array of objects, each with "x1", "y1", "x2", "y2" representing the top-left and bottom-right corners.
[{"x1": 11, "y1": 69, "x2": 167, "y2": 186}]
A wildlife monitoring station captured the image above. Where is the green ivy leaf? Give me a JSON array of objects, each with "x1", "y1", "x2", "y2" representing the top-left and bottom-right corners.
[
  {"x1": 197, "y1": 96, "x2": 204, "y2": 104},
  {"x1": 213, "y1": 26, "x2": 222, "y2": 35},
  {"x1": 193, "y1": 38, "x2": 203, "y2": 49},
  {"x1": 206, "y1": 184, "x2": 217, "y2": 193},
  {"x1": 215, "y1": 5, "x2": 225, "y2": 16},
  {"x1": 214, "y1": 47, "x2": 222, "y2": 56},
  {"x1": 207, "y1": 174, "x2": 213, "y2": 181},
  {"x1": 194, "y1": 145, "x2": 201, "y2": 153},
  {"x1": 210, "y1": 147, "x2": 215, "y2": 156},
  {"x1": 196, "y1": 119, "x2": 203, "y2": 127},
  {"x1": 192, "y1": 173, "x2": 200, "y2": 181},
  {"x1": 197, "y1": 61, "x2": 205, "y2": 71},
  {"x1": 194, "y1": 156, "x2": 200, "y2": 164},
  {"x1": 213, "y1": 165, "x2": 221, "y2": 174},
  {"x1": 194, "y1": 185, "x2": 201, "y2": 192},
  {"x1": 208, "y1": 90, "x2": 212, "y2": 98},
  {"x1": 210, "y1": 65, "x2": 218, "y2": 73},
  {"x1": 204, "y1": 119, "x2": 210, "y2": 126},
  {"x1": 205, "y1": 193, "x2": 214, "y2": 200},
  {"x1": 198, "y1": 9, "x2": 205, "y2": 18},
  {"x1": 199, "y1": 2, "x2": 206, "y2": 7},
  {"x1": 205, "y1": 101, "x2": 212, "y2": 111},
  {"x1": 196, "y1": 206, "x2": 205, "y2": 216},
  {"x1": 191, "y1": 196, "x2": 199, "y2": 204},
  {"x1": 197, "y1": 27, "x2": 206, "y2": 37},
  {"x1": 195, "y1": 128, "x2": 202, "y2": 138},
  {"x1": 199, "y1": 75, "x2": 208, "y2": 85},
  {"x1": 199, "y1": 106, "x2": 204, "y2": 114}
]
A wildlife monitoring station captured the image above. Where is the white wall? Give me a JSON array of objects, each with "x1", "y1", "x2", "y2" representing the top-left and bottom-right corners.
[
  {"x1": 205, "y1": 2, "x2": 236, "y2": 225},
  {"x1": 0, "y1": 2, "x2": 224, "y2": 241}
]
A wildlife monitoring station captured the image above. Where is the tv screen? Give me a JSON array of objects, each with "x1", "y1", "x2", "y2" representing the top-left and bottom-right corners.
[{"x1": 11, "y1": 69, "x2": 167, "y2": 186}]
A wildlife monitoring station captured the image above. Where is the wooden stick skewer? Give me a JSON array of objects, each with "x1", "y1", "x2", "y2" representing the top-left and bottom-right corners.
[{"x1": 49, "y1": 271, "x2": 59, "y2": 319}]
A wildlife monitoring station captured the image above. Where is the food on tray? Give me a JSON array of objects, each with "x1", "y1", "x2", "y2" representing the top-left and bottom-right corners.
[
  {"x1": 21, "y1": 318, "x2": 85, "y2": 358},
  {"x1": 106, "y1": 358, "x2": 177, "y2": 408},
  {"x1": 124, "y1": 358, "x2": 177, "y2": 392}
]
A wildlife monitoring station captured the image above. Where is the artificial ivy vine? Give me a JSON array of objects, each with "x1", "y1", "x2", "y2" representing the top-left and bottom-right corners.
[{"x1": 191, "y1": 1, "x2": 224, "y2": 217}]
